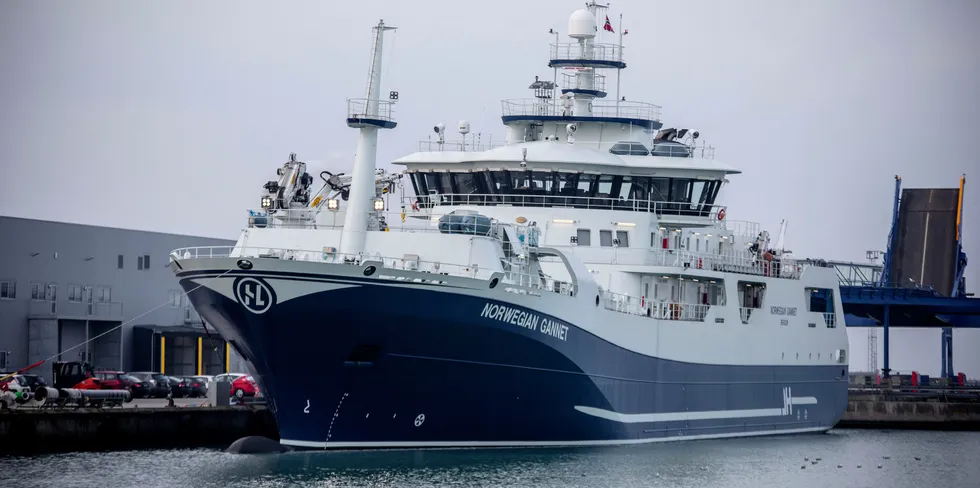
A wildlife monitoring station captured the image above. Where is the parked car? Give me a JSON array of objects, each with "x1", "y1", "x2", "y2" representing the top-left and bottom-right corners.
[
  {"x1": 212, "y1": 373, "x2": 259, "y2": 398},
  {"x1": 91, "y1": 371, "x2": 149, "y2": 398},
  {"x1": 127, "y1": 372, "x2": 172, "y2": 398},
  {"x1": 164, "y1": 376, "x2": 190, "y2": 398},
  {"x1": 180, "y1": 376, "x2": 207, "y2": 398}
]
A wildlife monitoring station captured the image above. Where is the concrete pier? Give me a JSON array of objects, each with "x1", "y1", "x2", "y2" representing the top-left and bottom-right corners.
[
  {"x1": 838, "y1": 391, "x2": 980, "y2": 430},
  {"x1": 0, "y1": 405, "x2": 279, "y2": 455}
]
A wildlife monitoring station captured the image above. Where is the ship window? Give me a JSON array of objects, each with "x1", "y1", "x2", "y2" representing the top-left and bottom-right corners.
[
  {"x1": 577, "y1": 174, "x2": 597, "y2": 197},
  {"x1": 143, "y1": 254, "x2": 150, "y2": 270},
  {"x1": 117, "y1": 254, "x2": 124, "y2": 269},
  {"x1": 599, "y1": 230, "x2": 613, "y2": 247},
  {"x1": 576, "y1": 229, "x2": 591, "y2": 246},
  {"x1": 670, "y1": 179, "x2": 691, "y2": 203},
  {"x1": 650, "y1": 178, "x2": 669, "y2": 201},
  {"x1": 452, "y1": 173, "x2": 479, "y2": 194},
  {"x1": 137, "y1": 255, "x2": 144, "y2": 270},
  {"x1": 596, "y1": 175, "x2": 614, "y2": 198},
  {"x1": 0, "y1": 281, "x2": 15, "y2": 300},
  {"x1": 439, "y1": 173, "x2": 454, "y2": 193},
  {"x1": 618, "y1": 176, "x2": 633, "y2": 201},
  {"x1": 424, "y1": 173, "x2": 444, "y2": 194},
  {"x1": 616, "y1": 230, "x2": 629, "y2": 247}
]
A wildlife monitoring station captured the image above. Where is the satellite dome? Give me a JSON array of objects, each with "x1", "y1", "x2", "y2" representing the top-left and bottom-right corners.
[{"x1": 568, "y1": 9, "x2": 597, "y2": 39}]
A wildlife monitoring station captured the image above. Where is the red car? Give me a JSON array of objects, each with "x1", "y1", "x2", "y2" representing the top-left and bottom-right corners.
[{"x1": 214, "y1": 373, "x2": 259, "y2": 398}]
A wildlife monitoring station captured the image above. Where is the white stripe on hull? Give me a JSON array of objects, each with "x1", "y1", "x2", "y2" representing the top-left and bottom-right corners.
[
  {"x1": 574, "y1": 387, "x2": 819, "y2": 423},
  {"x1": 280, "y1": 426, "x2": 830, "y2": 449}
]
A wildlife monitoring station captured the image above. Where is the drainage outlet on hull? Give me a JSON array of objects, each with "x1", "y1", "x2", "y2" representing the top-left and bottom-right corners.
[{"x1": 344, "y1": 344, "x2": 383, "y2": 367}]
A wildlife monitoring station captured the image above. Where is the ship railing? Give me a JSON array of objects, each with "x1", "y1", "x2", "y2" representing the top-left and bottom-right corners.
[
  {"x1": 601, "y1": 290, "x2": 711, "y2": 322},
  {"x1": 416, "y1": 193, "x2": 724, "y2": 218},
  {"x1": 648, "y1": 249, "x2": 806, "y2": 280},
  {"x1": 417, "y1": 139, "x2": 507, "y2": 152},
  {"x1": 347, "y1": 98, "x2": 395, "y2": 122},
  {"x1": 500, "y1": 98, "x2": 662, "y2": 122},
  {"x1": 739, "y1": 307, "x2": 756, "y2": 324},
  {"x1": 169, "y1": 246, "x2": 574, "y2": 296},
  {"x1": 245, "y1": 209, "x2": 510, "y2": 240},
  {"x1": 550, "y1": 42, "x2": 624, "y2": 64},
  {"x1": 725, "y1": 220, "x2": 761, "y2": 237},
  {"x1": 560, "y1": 71, "x2": 607, "y2": 93}
]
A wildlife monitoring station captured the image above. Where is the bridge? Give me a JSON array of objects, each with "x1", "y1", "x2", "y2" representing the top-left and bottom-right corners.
[{"x1": 834, "y1": 175, "x2": 978, "y2": 379}]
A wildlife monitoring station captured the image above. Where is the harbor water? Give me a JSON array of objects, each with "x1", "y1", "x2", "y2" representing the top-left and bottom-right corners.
[{"x1": 3, "y1": 429, "x2": 979, "y2": 488}]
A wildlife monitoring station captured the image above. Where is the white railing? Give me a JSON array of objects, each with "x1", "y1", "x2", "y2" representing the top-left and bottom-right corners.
[
  {"x1": 725, "y1": 220, "x2": 761, "y2": 237},
  {"x1": 500, "y1": 98, "x2": 662, "y2": 122},
  {"x1": 417, "y1": 140, "x2": 507, "y2": 152},
  {"x1": 550, "y1": 42, "x2": 624, "y2": 64},
  {"x1": 247, "y1": 209, "x2": 507, "y2": 236},
  {"x1": 417, "y1": 193, "x2": 724, "y2": 218},
  {"x1": 600, "y1": 290, "x2": 711, "y2": 322},
  {"x1": 648, "y1": 249, "x2": 805, "y2": 280},
  {"x1": 170, "y1": 246, "x2": 575, "y2": 297},
  {"x1": 347, "y1": 98, "x2": 395, "y2": 122},
  {"x1": 651, "y1": 144, "x2": 717, "y2": 160},
  {"x1": 561, "y1": 71, "x2": 607, "y2": 93}
]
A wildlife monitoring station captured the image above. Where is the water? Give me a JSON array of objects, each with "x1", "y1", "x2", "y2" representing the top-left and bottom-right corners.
[{"x1": 4, "y1": 430, "x2": 979, "y2": 488}]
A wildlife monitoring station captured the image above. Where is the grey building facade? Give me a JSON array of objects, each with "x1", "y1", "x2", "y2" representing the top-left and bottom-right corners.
[{"x1": 0, "y1": 216, "x2": 245, "y2": 382}]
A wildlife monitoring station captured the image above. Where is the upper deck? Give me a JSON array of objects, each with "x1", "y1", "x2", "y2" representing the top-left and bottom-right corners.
[
  {"x1": 500, "y1": 98, "x2": 662, "y2": 130},
  {"x1": 549, "y1": 42, "x2": 626, "y2": 69}
]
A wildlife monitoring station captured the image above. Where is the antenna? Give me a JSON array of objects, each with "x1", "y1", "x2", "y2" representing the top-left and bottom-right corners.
[{"x1": 340, "y1": 19, "x2": 398, "y2": 258}]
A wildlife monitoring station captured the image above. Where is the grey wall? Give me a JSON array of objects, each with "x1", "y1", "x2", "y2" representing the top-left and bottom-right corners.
[{"x1": 0, "y1": 216, "x2": 235, "y2": 374}]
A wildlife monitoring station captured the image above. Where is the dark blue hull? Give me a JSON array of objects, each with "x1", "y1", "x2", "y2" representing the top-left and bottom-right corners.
[{"x1": 177, "y1": 268, "x2": 847, "y2": 449}]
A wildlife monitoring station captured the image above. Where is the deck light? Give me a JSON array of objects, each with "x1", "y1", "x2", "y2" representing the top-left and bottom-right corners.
[
  {"x1": 327, "y1": 198, "x2": 339, "y2": 211},
  {"x1": 373, "y1": 199, "x2": 385, "y2": 211},
  {"x1": 553, "y1": 219, "x2": 575, "y2": 224},
  {"x1": 260, "y1": 196, "x2": 272, "y2": 209}
]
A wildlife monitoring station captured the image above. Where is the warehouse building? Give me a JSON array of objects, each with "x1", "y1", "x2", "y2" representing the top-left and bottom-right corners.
[{"x1": 0, "y1": 216, "x2": 247, "y2": 382}]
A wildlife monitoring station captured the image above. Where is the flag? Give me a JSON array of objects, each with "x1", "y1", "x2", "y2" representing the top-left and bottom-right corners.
[{"x1": 603, "y1": 15, "x2": 614, "y2": 32}]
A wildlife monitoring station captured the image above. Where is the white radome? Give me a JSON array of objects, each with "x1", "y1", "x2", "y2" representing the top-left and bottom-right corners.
[{"x1": 568, "y1": 9, "x2": 597, "y2": 39}]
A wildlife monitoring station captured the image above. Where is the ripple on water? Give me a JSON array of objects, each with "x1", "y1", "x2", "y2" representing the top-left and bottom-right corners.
[{"x1": 1, "y1": 430, "x2": 978, "y2": 488}]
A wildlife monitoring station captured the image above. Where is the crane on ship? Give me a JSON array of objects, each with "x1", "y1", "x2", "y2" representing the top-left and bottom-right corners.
[{"x1": 251, "y1": 152, "x2": 404, "y2": 227}]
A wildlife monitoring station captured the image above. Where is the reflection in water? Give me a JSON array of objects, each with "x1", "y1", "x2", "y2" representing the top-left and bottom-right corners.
[{"x1": 3, "y1": 430, "x2": 979, "y2": 488}]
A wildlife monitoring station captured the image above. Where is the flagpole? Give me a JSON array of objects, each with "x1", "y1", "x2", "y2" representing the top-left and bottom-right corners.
[{"x1": 616, "y1": 13, "x2": 623, "y2": 117}]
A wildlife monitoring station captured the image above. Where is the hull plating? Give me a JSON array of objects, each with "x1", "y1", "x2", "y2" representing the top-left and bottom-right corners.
[{"x1": 177, "y1": 268, "x2": 847, "y2": 449}]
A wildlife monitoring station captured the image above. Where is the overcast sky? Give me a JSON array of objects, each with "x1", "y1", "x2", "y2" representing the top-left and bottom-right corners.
[{"x1": 1, "y1": 0, "x2": 978, "y2": 377}]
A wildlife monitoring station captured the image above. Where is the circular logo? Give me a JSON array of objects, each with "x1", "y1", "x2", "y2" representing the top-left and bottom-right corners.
[
  {"x1": 233, "y1": 277, "x2": 275, "y2": 314},
  {"x1": 414, "y1": 414, "x2": 425, "y2": 427}
]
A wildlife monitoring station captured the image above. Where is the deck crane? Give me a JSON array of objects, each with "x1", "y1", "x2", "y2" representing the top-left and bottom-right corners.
[{"x1": 251, "y1": 153, "x2": 404, "y2": 228}]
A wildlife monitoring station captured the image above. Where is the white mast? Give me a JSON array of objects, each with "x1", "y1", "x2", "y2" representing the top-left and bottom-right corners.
[{"x1": 340, "y1": 19, "x2": 398, "y2": 258}]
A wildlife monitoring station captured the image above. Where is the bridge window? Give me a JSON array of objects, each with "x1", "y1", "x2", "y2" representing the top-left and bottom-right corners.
[
  {"x1": 452, "y1": 173, "x2": 480, "y2": 195},
  {"x1": 576, "y1": 229, "x2": 591, "y2": 246},
  {"x1": 408, "y1": 170, "x2": 722, "y2": 215}
]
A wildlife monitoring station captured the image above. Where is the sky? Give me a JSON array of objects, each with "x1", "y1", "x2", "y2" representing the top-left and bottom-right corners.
[{"x1": 1, "y1": 0, "x2": 978, "y2": 377}]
